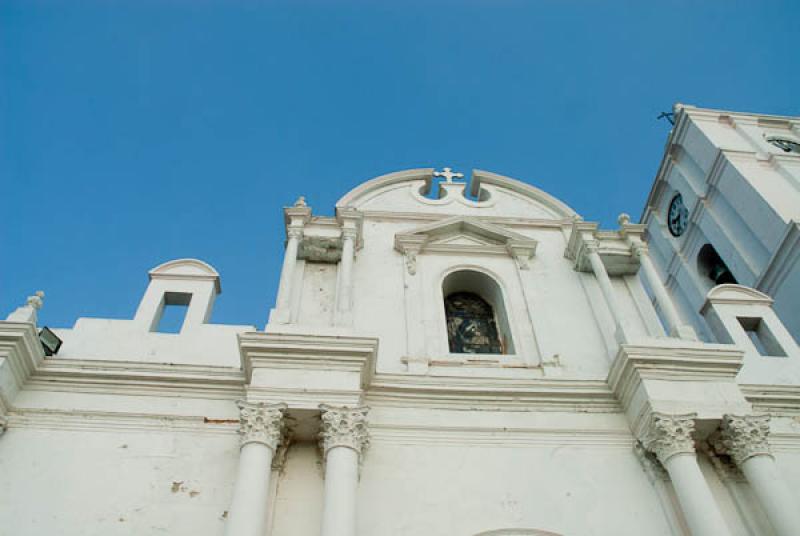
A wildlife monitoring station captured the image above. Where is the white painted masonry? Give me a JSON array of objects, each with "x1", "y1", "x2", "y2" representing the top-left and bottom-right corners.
[{"x1": 1, "y1": 105, "x2": 799, "y2": 536}]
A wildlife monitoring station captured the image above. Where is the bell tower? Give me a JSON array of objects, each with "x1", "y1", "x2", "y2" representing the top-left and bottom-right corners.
[{"x1": 641, "y1": 104, "x2": 800, "y2": 342}]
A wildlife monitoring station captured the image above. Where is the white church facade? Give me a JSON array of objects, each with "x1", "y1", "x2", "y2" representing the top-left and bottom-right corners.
[{"x1": 1, "y1": 105, "x2": 799, "y2": 536}]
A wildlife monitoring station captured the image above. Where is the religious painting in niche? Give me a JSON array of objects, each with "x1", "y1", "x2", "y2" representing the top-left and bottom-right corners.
[{"x1": 445, "y1": 292, "x2": 503, "y2": 354}]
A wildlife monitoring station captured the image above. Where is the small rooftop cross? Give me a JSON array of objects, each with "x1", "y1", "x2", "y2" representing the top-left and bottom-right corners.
[{"x1": 433, "y1": 167, "x2": 464, "y2": 183}]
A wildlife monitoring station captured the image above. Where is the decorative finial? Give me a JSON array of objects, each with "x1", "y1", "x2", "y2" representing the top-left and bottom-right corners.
[
  {"x1": 294, "y1": 196, "x2": 307, "y2": 207},
  {"x1": 27, "y1": 291, "x2": 45, "y2": 310},
  {"x1": 6, "y1": 290, "x2": 44, "y2": 323},
  {"x1": 433, "y1": 167, "x2": 464, "y2": 184},
  {"x1": 617, "y1": 213, "x2": 631, "y2": 226}
]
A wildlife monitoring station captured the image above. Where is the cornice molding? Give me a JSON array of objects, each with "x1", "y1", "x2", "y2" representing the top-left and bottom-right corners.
[
  {"x1": 6, "y1": 407, "x2": 239, "y2": 435},
  {"x1": 28, "y1": 358, "x2": 245, "y2": 399},
  {"x1": 238, "y1": 332, "x2": 378, "y2": 389},
  {"x1": 564, "y1": 221, "x2": 644, "y2": 276},
  {"x1": 367, "y1": 373, "x2": 619, "y2": 412},
  {"x1": 740, "y1": 384, "x2": 800, "y2": 414},
  {"x1": 369, "y1": 423, "x2": 633, "y2": 448},
  {"x1": 362, "y1": 211, "x2": 574, "y2": 228},
  {"x1": 608, "y1": 342, "x2": 744, "y2": 414},
  {"x1": 0, "y1": 321, "x2": 45, "y2": 419}
]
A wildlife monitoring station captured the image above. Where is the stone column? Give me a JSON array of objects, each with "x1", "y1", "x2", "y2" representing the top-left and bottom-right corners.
[
  {"x1": 319, "y1": 404, "x2": 370, "y2": 536},
  {"x1": 632, "y1": 244, "x2": 695, "y2": 340},
  {"x1": 336, "y1": 228, "x2": 357, "y2": 324},
  {"x1": 642, "y1": 413, "x2": 732, "y2": 536},
  {"x1": 274, "y1": 227, "x2": 303, "y2": 323},
  {"x1": 713, "y1": 414, "x2": 800, "y2": 536},
  {"x1": 224, "y1": 401, "x2": 287, "y2": 536},
  {"x1": 585, "y1": 242, "x2": 627, "y2": 343}
]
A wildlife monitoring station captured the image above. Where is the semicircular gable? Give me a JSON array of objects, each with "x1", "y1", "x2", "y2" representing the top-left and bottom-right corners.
[
  {"x1": 705, "y1": 284, "x2": 774, "y2": 304},
  {"x1": 335, "y1": 168, "x2": 577, "y2": 220},
  {"x1": 149, "y1": 258, "x2": 220, "y2": 277}
]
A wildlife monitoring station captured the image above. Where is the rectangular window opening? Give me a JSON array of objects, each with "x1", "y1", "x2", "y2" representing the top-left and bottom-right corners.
[
  {"x1": 154, "y1": 292, "x2": 192, "y2": 334},
  {"x1": 737, "y1": 317, "x2": 786, "y2": 357}
]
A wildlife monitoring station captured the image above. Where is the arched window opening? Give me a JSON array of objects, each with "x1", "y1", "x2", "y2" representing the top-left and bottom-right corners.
[
  {"x1": 442, "y1": 270, "x2": 514, "y2": 355},
  {"x1": 697, "y1": 244, "x2": 737, "y2": 286}
]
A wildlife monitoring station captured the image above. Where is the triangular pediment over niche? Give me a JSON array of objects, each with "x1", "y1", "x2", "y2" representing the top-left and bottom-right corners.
[
  {"x1": 394, "y1": 216, "x2": 538, "y2": 271},
  {"x1": 428, "y1": 233, "x2": 504, "y2": 247}
]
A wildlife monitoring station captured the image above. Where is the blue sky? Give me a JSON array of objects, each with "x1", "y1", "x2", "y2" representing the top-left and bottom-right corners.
[{"x1": 2, "y1": 1, "x2": 798, "y2": 329}]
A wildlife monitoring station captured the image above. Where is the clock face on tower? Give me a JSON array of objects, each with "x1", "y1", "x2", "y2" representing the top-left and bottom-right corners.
[{"x1": 667, "y1": 193, "x2": 689, "y2": 237}]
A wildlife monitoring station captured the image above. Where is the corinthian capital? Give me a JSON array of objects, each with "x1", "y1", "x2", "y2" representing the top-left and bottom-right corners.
[
  {"x1": 341, "y1": 227, "x2": 358, "y2": 241},
  {"x1": 319, "y1": 404, "x2": 370, "y2": 457},
  {"x1": 712, "y1": 414, "x2": 772, "y2": 465},
  {"x1": 631, "y1": 242, "x2": 649, "y2": 259},
  {"x1": 236, "y1": 400, "x2": 288, "y2": 450},
  {"x1": 642, "y1": 412, "x2": 697, "y2": 464},
  {"x1": 287, "y1": 227, "x2": 304, "y2": 240}
]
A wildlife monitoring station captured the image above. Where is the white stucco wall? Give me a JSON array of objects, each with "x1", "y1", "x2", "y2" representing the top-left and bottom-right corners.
[{"x1": 2, "y1": 157, "x2": 800, "y2": 536}]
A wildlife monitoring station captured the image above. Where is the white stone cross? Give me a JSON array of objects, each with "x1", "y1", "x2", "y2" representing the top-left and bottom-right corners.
[{"x1": 433, "y1": 167, "x2": 464, "y2": 183}]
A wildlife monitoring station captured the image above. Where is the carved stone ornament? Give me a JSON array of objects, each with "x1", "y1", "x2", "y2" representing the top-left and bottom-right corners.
[
  {"x1": 319, "y1": 404, "x2": 370, "y2": 457},
  {"x1": 236, "y1": 400, "x2": 288, "y2": 450},
  {"x1": 582, "y1": 240, "x2": 600, "y2": 255},
  {"x1": 633, "y1": 441, "x2": 669, "y2": 483},
  {"x1": 405, "y1": 250, "x2": 418, "y2": 275},
  {"x1": 6, "y1": 290, "x2": 45, "y2": 323},
  {"x1": 631, "y1": 242, "x2": 649, "y2": 259},
  {"x1": 341, "y1": 227, "x2": 359, "y2": 242},
  {"x1": 712, "y1": 414, "x2": 772, "y2": 465},
  {"x1": 287, "y1": 227, "x2": 304, "y2": 240},
  {"x1": 701, "y1": 442, "x2": 746, "y2": 483},
  {"x1": 642, "y1": 412, "x2": 697, "y2": 464}
]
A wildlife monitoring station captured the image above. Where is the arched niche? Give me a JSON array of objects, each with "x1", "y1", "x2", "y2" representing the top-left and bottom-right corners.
[{"x1": 442, "y1": 269, "x2": 515, "y2": 355}]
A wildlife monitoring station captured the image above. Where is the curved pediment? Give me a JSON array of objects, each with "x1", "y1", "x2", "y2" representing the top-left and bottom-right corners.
[
  {"x1": 705, "y1": 284, "x2": 774, "y2": 305},
  {"x1": 336, "y1": 168, "x2": 577, "y2": 220},
  {"x1": 148, "y1": 258, "x2": 221, "y2": 293}
]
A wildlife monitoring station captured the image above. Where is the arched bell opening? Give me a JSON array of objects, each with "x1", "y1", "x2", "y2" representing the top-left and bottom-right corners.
[{"x1": 697, "y1": 244, "x2": 737, "y2": 287}]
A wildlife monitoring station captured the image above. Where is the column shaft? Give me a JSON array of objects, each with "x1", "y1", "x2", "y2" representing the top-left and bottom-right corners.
[
  {"x1": 224, "y1": 401, "x2": 286, "y2": 536},
  {"x1": 320, "y1": 446, "x2": 359, "y2": 536},
  {"x1": 714, "y1": 414, "x2": 800, "y2": 536},
  {"x1": 337, "y1": 234, "x2": 355, "y2": 315},
  {"x1": 638, "y1": 253, "x2": 682, "y2": 334},
  {"x1": 740, "y1": 455, "x2": 800, "y2": 536},
  {"x1": 587, "y1": 248, "x2": 626, "y2": 342},
  {"x1": 225, "y1": 443, "x2": 275, "y2": 536},
  {"x1": 663, "y1": 454, "x2": 733, "y2": 536},
  {"x1": 274, "y1": 230, "x2": 301, "y2": 322},
  {"x1": 319, "y1": 404, "x2": 369, "y2": 536}
]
